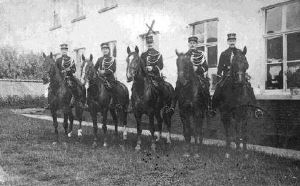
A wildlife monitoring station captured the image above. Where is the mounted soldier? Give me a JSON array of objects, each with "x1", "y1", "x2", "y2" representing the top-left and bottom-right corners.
[
  {"x1": 212, "y1": 33, "x2": 255, "y2": 109},
  {"x1": 94, "y1": 43, "x2": 116, "y2": 89},
  {"x1": 140, "y1": 34, "x2": 168, "y2": 100},
  {"x1": 55, "y1": 43, "x2": 84, "y2": 108},
  {"x1": 172, "y1": 36, "x2": 211, "y2": 112}
]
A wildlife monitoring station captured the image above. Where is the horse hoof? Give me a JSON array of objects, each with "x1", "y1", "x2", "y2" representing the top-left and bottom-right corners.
[
  {"x1": 78, "y1": 129, "x2": 82, "y2": 137},
  {"x1": 166, "y1": 138, "x2": 172, "y2": 144},
  {"x1": 123, "y1": 134, "x2": 127, "y2": 140},
  {"x1": 183, "y1": 153, "x2": 190, "y2": 158},
  {"x1": 135, "y1": 145, "x2": 141, "y2": 151},
  {"x1": 151, "y1": 143, "x2": 156, "y2": 152},
  {"x1": 92, "y1": 142, "x2": 97, "y2": 148},
  {"x1": 194, "y1": 153, "x2": 200, "y2": 158},
  {"x1": 225, "y1": 153, "x2": 230, "y2": 159},
  {"x1": 245, "y1": 154, "x2": 249, "y2": 159},
  {"x1": 67, "y1": 132, "x2": 72, "y2": 138},
  {"x1": 103, "y1": 142, "x2": 108, "y2": 147}
]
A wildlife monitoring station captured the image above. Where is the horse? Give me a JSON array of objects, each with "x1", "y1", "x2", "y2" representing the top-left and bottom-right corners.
[
  {"x1": 174, "y1": 50, "x2": 210, "y2": 157},
  {"x1": 212, "y1": 47, "x2": 256, "y2": 158},
  {"x1": 41, "y1": 52, "x2": 84, "y2": 143},
  {"x1": 126, "y1": 46, "x2": 174, "y2": 151},
  {"x1": 81, "y1": 54, "x2": 129, "y2": 148}
]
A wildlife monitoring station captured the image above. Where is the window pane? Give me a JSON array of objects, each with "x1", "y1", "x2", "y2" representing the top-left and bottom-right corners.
[
  {"x1": 266, "y1": 6, "x2": 282, "y2": 34},
  {"x1": 266, "y1": 64, "x2": 283, "y2": 89},
  {"x1": 267, "y1": 36, "x2": 283, "y2": 63},
  {"x1": 207, "y1": 21, "x2": 217, "y2": 43},
  {"x1": 287, "y1": 62, "x2": 300, "y2": 88},
  {"x1": 207, "y1": 45, "x2": 217, "y2": 68},
  {"x1": 287, "y1": 32, "x2": 300, "y2": 61},
  {"x1": 194, "y1": 23, "x2": 204, "y2": 35},
  {"x1": 287, "y1": 2, "x2": 300, "y2": 30}
]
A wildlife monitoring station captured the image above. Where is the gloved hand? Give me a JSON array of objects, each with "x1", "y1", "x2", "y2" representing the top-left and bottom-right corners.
[{"x1": 146, "y1": 66, "x2": 153, "y2": 71}]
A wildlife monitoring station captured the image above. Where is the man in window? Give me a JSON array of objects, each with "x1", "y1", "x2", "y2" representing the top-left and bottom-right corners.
[
  {"x1": 94, "y1": 43, "x2": 116, "y2": 89},
  {"x1": 56, "y1": 43, "x2": 84, "y2": 108},
  {"x1": 140, "y1": 34, "x2": 168, "y2": 100}
]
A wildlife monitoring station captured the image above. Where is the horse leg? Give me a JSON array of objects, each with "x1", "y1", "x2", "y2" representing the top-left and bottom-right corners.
[
  {"x1": 149, "y1": 113, "x2": 156, "y2": 152},
  {"x1": 163, "y1": 110, "x2": 172, "y2": 144},
  {"x1": 180, "y1": 110, "x2": 191, "y2": 157},
  {"x1": 194, "y1": 110, "x2": 204, "y2": 158},
  {"x1": 155, "y1": 111, "x2": 163, "y2": 142},
  {"x1": 67, "y1": 110, "x2": 74, "y2": 138},
  {"x1": 63, "y1": 113, "x2": 68, "y2": 136},
  {"x1": 91, "y1": 111, "x2": 98, "y2": 148},
  {"x1": 122, "y1": 109, "x2": 128, "y2": 141},
  {"x1": 242, "y1": 119, "x2": 249, "y2": 158},
  {"x1": 110, "y1": 108, "x2": 119, "y2": 143},
  {"x1": 75, "y1": 106, "x2": 83, "y2": 139},
  {"x1": 102, "y1": 109, "x2": 108, "y2": 147},
  {"x1": 221, "y1": 112, "x2": 231, "y2": 158},
  {"x1": 51, "y1": 109, "x2": 59, "y2": 144},
  {"x1": 134, "y1": 112, "x2": 142, "y2": 151},
  {"x1": 235, "y1": 119, "x2": 242, "y2": 152}
]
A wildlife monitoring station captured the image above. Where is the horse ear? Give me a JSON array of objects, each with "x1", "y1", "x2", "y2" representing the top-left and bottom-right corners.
[
  {"x1": 175, "y1": 49, "x2": 179, "y2": 56},
  {"x1": 242, "y1": 46, "x2": 247, "y2": 55},
  {"x1": 82, "y1": 54, "x2": 85, "y2": 61},
  {"x1": 50, "y1": 52, "x2": 53, "y2": 59},
  {"x1": 127, "y1": 46, "x2": 131, "y2": 55},
  {"x1": 42, "y1": 52, "x2": 46, "y2": 58},
  {"x1": 89, "y1": 54, "x2": 93, "y2": 61},
  {"x1": 135, "y1": 46, "x2": 139, "y2": 54}
]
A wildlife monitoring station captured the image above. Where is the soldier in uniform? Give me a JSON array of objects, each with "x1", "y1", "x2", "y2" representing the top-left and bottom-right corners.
[
  {"x1": 94, "y1": 43, "x2": 116, "y2": 89},
  {"x1": 212, "y1": 33, "x2": 255, "y2": 109},
  {"x1": 140, "y1": 34, "x2": 168, "y2": 100},
  {"x1": 56, "y1": 43, "x2": 84, "y2": 108}
]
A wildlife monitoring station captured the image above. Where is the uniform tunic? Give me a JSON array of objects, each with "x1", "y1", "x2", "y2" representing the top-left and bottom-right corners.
[
  {"x1": 94, "y1": 55, "x2": 116, "y2": 81},
  {"x1": 55, "y1": 55, "x2": 76, "y2": 76},
  {"x1": 141, "y1": 48, "x2": 163, "y2": 77},
  {"x1": 217, "y1": 47, "x2": 248, "y2": 76},
  {"x1": 185, "y1": 49, "x2": 208, "y2": 77}
]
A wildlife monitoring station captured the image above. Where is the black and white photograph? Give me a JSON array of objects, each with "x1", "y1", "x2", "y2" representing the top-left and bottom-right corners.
[{"x1": 0, "y1": 0, "x2": 299, "y2": 185}]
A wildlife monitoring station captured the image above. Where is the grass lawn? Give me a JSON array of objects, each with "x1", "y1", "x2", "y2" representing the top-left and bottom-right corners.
[{"x1": 0, "y1": 108, "x2": 299, "y2": 185}]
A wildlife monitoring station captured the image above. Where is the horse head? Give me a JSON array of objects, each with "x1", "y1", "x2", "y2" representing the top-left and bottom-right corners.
[
  {"x1": 231, "y1": 46, "x2": 248, "y2": 84},
  {"x1": 175, "y1": 49, "x2": 193, "y2": 86},
  {"x1": 81, "y1": 54, "x2": 95, "y2": 84},
  {"x1": 41, "y1": 52, "x2": 55, "y2": 84},
  {"x1": 126, "y1": 46, "x2": 142, "y2": 82}
]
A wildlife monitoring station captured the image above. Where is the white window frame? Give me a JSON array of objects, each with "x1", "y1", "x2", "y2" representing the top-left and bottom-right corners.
[
  {"x1": 71, "y1": 0, "x2": 86, "y2": 23},
  {"x1": 50, "y1": 0, "x2": 61, "y2": 30},
  {"x1": 263, "y1": 0, "x2": 300, "y2": 93}
]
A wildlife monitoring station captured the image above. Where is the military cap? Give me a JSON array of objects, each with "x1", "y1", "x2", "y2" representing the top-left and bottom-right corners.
[
  {"x1": 60, "y1": 43, "x2": 68, "y2": 50},
  {"x1": 227, "y1": 33, "x2": 237, "y2": 40},
  {"x1": 145, "y1": 35, "x2": 154, "y2": 44},
  {"x1": 101, "y1": 43, "x2": 110, "y2": 49},
  {"x1": 188, "y1": 36, "x2": 198, "y2": 43}
]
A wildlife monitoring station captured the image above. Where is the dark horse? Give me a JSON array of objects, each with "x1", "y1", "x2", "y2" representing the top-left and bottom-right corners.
[
  {"x1": 126, "y1": 46, "x2": 174, "y2": 151},
  {"x1": 174, "y1": 50, "x2": 210, "y2": 157},
  {"x1": 212, "y1": 47, "x2": 256, "y2": 158},
  {"x1": 81, "y1": 54, "x2": 129, "y2": 147},
  {"x1": 41, "y1": 52, "x2": 84, "y2": 143}
]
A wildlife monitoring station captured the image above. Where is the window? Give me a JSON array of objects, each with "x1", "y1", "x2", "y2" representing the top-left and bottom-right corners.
[
  {"x1": 74, "y1": 48, "x2": 85, "y2": 78},
  {"x1": 50, "y1": 0, "x2": 61, "y2": 30},
  {"x1": 190, "y1": 18, "x2": 218, "y2": 68},
  {"x1": 98, "y1": 0, "x2": 118, "y2": 13},
  {"x1": 190, "y1": 18, "x2": 218, "y2": 90},
  {"x1": 264, "y1": 1, "x2": 300, "y2": 90},
  {"x1": 71, "y1": 0, "x2": 86, "y2": 23},
  {"x1": 102, "y1": 41, "x2": 117, "y2": 58}
]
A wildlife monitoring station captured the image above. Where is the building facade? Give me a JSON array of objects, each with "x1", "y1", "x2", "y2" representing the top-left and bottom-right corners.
[{"x1": 0, "y1": 0, "x2": 300, "y2": 100}]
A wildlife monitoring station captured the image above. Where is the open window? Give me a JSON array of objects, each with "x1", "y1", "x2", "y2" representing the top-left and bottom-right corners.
[{"x1": 264, "y1": 1, "x2": 300, "y2": 91}]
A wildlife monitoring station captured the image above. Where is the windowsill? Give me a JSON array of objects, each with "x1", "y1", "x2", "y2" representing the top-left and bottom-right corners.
[
  {"x1": 49, "y1": 24, "x2": 62, "y2": 31},
  {"x1": 98, "y1": 4, "x2": 118, "y2": 14},
  {"x1": 71, "y1": 15, "x2": 86, "y2": 23}
]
